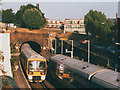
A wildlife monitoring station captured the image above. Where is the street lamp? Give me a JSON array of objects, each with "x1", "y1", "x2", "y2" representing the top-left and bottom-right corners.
[{"x1": 65, "y1": 40, "x2": 74, "y2": 58}]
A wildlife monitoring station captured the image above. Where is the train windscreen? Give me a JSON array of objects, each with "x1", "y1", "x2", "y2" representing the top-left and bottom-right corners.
[{"x1": 28, "y1": 61, "x2": 46, "y2": 72}]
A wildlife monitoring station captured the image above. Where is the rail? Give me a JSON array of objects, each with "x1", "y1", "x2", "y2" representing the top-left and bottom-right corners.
[
  {"x1": 30, "y1": 80, "x2": 55, "y2": 89},
  {"x1": 19, "y1": 60, "x2": 32, "y2": 89}
]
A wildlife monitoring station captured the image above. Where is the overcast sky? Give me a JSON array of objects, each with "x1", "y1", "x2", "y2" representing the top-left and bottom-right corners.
[
  {"x1": 1, "y1": 0, "x2": 120, "y2": 2},
  {"x1": 1, "y1": 0, "x2": 119, "y2": 20}
]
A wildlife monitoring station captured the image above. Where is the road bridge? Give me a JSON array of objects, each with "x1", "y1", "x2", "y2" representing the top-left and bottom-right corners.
[
  {"x1": 10, "y1": 31, "x2": 48, "y2": 53},
  {"x1": 11, "y1": 31, "x2": 47, "y2": 46}
]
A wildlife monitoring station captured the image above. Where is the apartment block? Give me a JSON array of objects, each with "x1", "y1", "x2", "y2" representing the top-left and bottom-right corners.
[
  {"x1": 46, "y1": 19, "x2": 62, "y2": 29},
  {"x1": 64, "y1": 19, "x2": 86, "y2": 34}
]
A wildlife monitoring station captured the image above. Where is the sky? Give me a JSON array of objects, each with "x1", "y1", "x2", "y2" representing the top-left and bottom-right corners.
[
  {"x1": 1, "y1": 0, "x2": 119, "y2": 20},
  {"x1": 1, "y1": 0, "x2": 120, "y2": 2}
]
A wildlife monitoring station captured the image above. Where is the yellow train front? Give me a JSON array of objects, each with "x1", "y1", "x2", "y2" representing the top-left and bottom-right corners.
[{"x1": 20, "y1": 43, "x2": 47, "y2": 82}]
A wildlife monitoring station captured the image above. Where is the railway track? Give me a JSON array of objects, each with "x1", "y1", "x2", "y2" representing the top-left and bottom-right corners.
[
  {"x1": 30, "y1": 80, "x2": 55, "y2": 89},
  {"x1": 40, "y1": 50, "x2": 54, "y2": 61}
]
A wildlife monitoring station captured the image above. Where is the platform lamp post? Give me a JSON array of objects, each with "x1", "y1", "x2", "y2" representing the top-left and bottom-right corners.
[
  {"x1": 55, "y1": 38, "x2": 57, "y2": 54},
  {"x1": 87, "y1": 40, "x2": 90, "y2": 63},
  {"x1": 61, "y1": 39, "x2": 63, "y2": 55},
  {"x1": 87, "y1": 32, "x2": 91, "y2": 63},
  {"x1": 65, "y1": 40, "x2": 73, "y2": 58},
  {"x1": 115, "y1": 42, "x2": 120, "y2": 72},
  {"x1": 60, "y1": 31, "x2": 66, "y2": 55}
]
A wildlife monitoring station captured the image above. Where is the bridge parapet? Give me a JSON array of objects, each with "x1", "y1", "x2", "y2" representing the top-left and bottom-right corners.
[{"x1": 10, "y1": 31, "x2": 49, "y2": 47}]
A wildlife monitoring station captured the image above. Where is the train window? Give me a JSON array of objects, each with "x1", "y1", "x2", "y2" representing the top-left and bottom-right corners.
[
  {"x1": 56, "y1": 63, "x2": 64, "y2": 75},
  {"x1": 59, "y1": 64, "x2": 64, "y2": 73},
  {"x1": 28, "y1": 61, "x2": 46, "y2": 72},
  {"x1": 56, "y1": 63, "x2": 73, "y2": 80}
]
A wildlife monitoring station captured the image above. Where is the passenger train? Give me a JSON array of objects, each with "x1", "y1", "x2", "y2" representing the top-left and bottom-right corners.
[
  {"x1": 48, "y1": 54, "x2": 120, "y2": 89},
  {"x1": 20, "y1": 43, "x2": 47, "y2": 82}
]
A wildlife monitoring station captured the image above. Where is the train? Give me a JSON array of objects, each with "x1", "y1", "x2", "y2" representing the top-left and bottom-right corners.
[
  {"x1": 20, "y1": 43, "x2": 47, "y2": 82},
  {"x1": 48, "y1": 54, "x2": 120, "y2": 89}
]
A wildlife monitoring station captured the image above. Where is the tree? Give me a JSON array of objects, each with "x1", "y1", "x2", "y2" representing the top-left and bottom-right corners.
[
  {"x1": 23, "y1": 8, "x2": 46, "y2": 29},
  {"x1": 2, "y1": 9, "x2": 15, "y2": 29},
  {"x1": 84, "y1": 10, "x2": 114, "y2": 39},
  {"x1": 16, "y1": 4, "x2": 37, "y2": 28},
  {"x1": 16, "y1": 4, "x2": 46, "y2": 29}
]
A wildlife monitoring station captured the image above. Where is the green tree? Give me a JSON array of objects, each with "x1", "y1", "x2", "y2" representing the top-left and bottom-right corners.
[
  {"x1": 84, "y1": 10, "x2": 114, "y2": 39},
  {"x1": 2, "y1": 9, "x2": 15, "y2": 29},
  {"x1": 23, "y1": 8, "x2": 46, "y2": 29},
  {"x1": 16, "y1": 4, "x2": 46, "y2": 29}
]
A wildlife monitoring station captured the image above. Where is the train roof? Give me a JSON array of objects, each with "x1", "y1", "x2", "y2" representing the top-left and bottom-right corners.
[
  {"x1": 92, "y1": 70, "x2": 119, "y2": 88},
  {"x1": 21, "y1": 43, "x2": 45, "y2": 60},
  {"x1": 50, "y1": 54, "x2": 120, "y2": 88},
  {"x1": 50, "y1": 54, "x2": 105, "y2": 76}
]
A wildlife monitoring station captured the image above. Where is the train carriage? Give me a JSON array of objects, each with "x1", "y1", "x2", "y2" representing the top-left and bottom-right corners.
[
  {"x1": 20, "y1": 43, "x2": 47, "y2": 82},
  {"x1": 48, "y1": 54, "x2": 120, "y2": 89}
]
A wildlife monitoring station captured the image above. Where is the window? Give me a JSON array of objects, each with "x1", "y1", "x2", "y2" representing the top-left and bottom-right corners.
[
  {"x1": 81, "y1": 25, "x2": 85, "y2": 28},
  {"x1": 73, "y1": 21, "x2": 78, "y2": 24},
  {"x1": 74, "y1": 25, "x2": 78, "y2": 28},
  {"x1": 28, "y1": 61, "x2": 46, "y2": 72},
  {"x1": 80, "y1": 20, "x2": 84, "y2": 24},
  {"x1": 66, "y1": 21, "x2": 71, "y2": 24},
  {"x1": 66, "y1": 25, "x2": 71, "y2": 28},
  {"x1": 48, "y1": 20, "x2": 50, "y2": 24},
  {"x1": 57, "y1": 21, "x2": 60, "y2": 24},
  {"x1": 52, "y1": 21, "x2": 55, "y2": 24}
]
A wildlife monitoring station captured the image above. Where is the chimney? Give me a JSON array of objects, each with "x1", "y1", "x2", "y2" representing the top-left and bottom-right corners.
[{"x1": 36, "y1": 4, "x2": 39, "y2": 9}]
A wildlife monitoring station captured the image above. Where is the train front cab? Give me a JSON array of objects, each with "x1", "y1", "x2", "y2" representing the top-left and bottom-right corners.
[
  {"x1": 56, "y1": 63, "x2": 107, "y2": 89},
  {"x1": 27, "y1": 59, "x2": 47, "y2": 82},
  {"x1": 48, "y1": 60, "x2": 107, "y2": 88}
]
